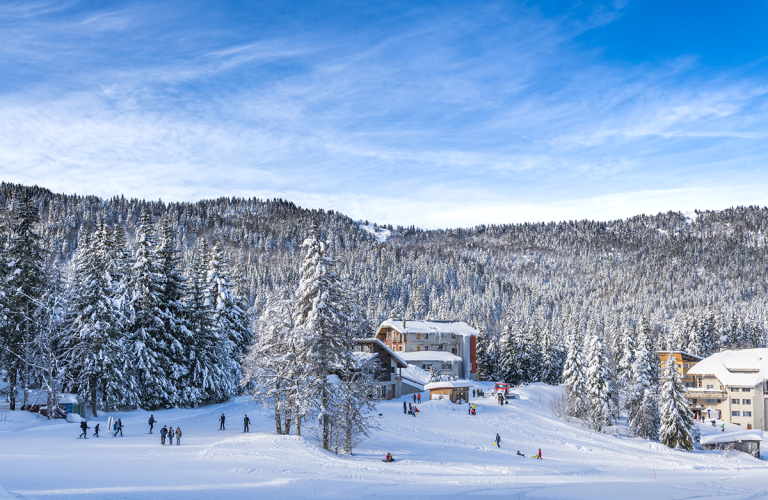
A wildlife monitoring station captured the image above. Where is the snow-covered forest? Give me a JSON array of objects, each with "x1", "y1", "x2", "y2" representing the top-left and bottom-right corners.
[{"x1": 1, "y1": 181, "x2": 768, "y2": 418}]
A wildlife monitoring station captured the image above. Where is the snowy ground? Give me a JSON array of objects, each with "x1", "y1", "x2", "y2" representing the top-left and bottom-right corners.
[{"x1": 2, "y1": 383, "x2": 768, "y2": 499}]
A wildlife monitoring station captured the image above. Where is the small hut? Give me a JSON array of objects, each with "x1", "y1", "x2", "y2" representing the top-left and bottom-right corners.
[
  {"x1": 424, "y1": 380, "x2": 473, "y2": 404},
  {"x1": 700, "y1": 430, "x2": 762, "y2": 458}
]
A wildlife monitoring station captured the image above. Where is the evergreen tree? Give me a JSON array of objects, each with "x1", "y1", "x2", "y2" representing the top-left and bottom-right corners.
[
  {"x1": 584, "y1": 334, "x2": 612, "y2": 431},
  {"x1": 659, "y1": 356, "x2": 696, "y2": 451},
  {"x1": 476, "y1": 326, "x2": 494, "y2": 381},
  {"x1": 562, "y1": 330, "x2": 587, "y2": 418}
]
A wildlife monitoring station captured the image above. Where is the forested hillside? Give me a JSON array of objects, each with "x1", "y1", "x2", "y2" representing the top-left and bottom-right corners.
[{"x1": 2, "y1": 181, "x2": 767, "y2": 391}]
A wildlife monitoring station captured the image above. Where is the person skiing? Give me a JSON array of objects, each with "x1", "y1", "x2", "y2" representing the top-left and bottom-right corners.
[
  {"x1": 219, "y1": 413, "x2": 226, "y2": 430},
  {"x1": 160, "y1": 425, "x2": 168, "y2": 445},
  {"x1": 79, "y1": 419, "x2": 89, "y2": 439},
  {"x1": 244, "y1": 414, "x2": 250, "y2": 433},
  {"x1": 495, "y1": 433, "x2": 501, "y2": 448},
  {"x1": 93, "y1": 423, "x2": 100, "y2": 437},
  {"x1": 168, "y1": 426, "x2": 174, "y2": 445},
  {"x1": 148, "y1": 415, "x2": 155, "y2": 434},
  {"x1": 403, "y1": 401, "x2": 407, "y2": 414},
  {"x1": 417, "y1": 393, "x2": 421, "y2": 403},
  {"x1": 176, "y1": 427, "x2": 182, "y2": 445}
]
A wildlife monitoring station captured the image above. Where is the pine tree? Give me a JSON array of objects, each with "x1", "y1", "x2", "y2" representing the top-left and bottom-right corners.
[
  {"x1": 562, "y1": 330, "x2": 587, "y2": 418},
  {"x1": 584, "y1": 334, "x2": 612, "y2": 431},
  {"x1": 476, "y1": 326, "x2": 494, "y2": 381},
  {"x1": 293, "y1": 224, "x2": 353, "y2": 451},
  {"x1": 659, "y1": 355, "x2": 696, "y2": 451}
]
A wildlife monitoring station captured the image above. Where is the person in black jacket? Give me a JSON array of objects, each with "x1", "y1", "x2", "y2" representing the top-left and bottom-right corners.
[
  {"x1": 148, "y1": 415, "x2": 155, "y2": 434},
  {"x1": 219, "y1": 413, "x2": 225, "y2": 430},
  {"x1": 93, "y1": 423, "x2": 100, "y2": 437},
  {"x1": 243, "y1": 414, "x2": 250, "y2": 433},
  {"x1": 495, "y1": 433, "x2": 501, "y2": 448},
  {"x1": 79, "y1": 420, "x2": 90, "y2": 439},
  {"x1": 160, "y1": 425, "x2": 168, "y2": 445},
  {"x1": 403, "y1": 401, "x2": 407, "y2": 414},
  {"x1": 167, "y1": 426, "x2": 174, "y2": 445}
]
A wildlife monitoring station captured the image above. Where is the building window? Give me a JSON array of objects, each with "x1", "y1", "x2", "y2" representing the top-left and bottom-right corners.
[
  {"x1": 691, "y1": 399, "x2": 697, "y2": 404},
  {"x1": 743, "y1": 399, "x2": 751, "y2": 405},
  {"x1": 717, "y1": 399, "x2": 721, "y2": 403},
  {"x1": 416, "y1": 333, "x2": 421, "y2": 340},
  {"x1": 441, "y1": 363, "x2": 452, "y2": 369},
  {"x1": 732, "y1": 399, "x2": 740, "y2": 404},
  {"x1": 399, "y1": 346, "x2": 404, "y2": 351},
  {"x1": 437, "y1": 344, "x2": 444, "y2": 350},
  {"x1": 743, "y1": 388, "x2": 751, "y2": 393},
  {"x1": 744, "y1": 411, "x2": 752, "y2": 417},
  {"x1": 451, "y1": 333, "x2": 456, "y2": 338},
  {"x1": 732, "y1": 411, "x2": 741, "y2": 417},
  {"x1": 684, "y1": 363, "x2": 689, "y2": 368},
  {"x1": 452, "y1": 348, "x2": 457, "y2": 354},
  {"x1": 707, "y1": 399, "x2": 715, "y2": 403},
  {"x1": 707, "y1": 385, "x2": 714, "y2": 389},
  {"x1": 424, "y1": 346, "x2": 429, "y2": 351},
  {"x1": 731, "y1": 387, "x2": 740, "y2": 392},
  {"x1": 417, "y1": 346, "x2": 421, "y2": 351}
]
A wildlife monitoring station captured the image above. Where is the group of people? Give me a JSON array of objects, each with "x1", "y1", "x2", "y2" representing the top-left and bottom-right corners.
[
  {"x1": 160, "y1": 425, "x2": 182, "y2": 445},
  {"x1": 78, "y1": 418, "x2": 124, "y2": 438},
  {"x1": 495, "y1": 434, "x2": 542, "y2": 460},
  {"x1": 403, "y1": 401, "x2": 420, "y2": 416},
  {"x1": 468, "y1": 403, "x2": 477, "y2": 415},
  {"x1": 218, "y1": 413, "x2": 251, "y2": 432}
]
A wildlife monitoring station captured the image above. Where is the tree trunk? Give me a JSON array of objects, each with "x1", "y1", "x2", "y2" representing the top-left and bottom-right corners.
[
  {"x1": 296, "y1": 410, "x2": 301, "y2": 436},
  {"x1": 322, "y1": 386, "x2": 329, "y2": 450},
  {"x1": 274, "y1": 407, "x2": 283, "y2": 435},
  {"x1": 91, "y1": 384, "x2": 98, "y2": 417},
  {"x1": 283, "y1": 409, "x2": 292, "y2": 435},
  {"x1": 8, "y1": 370, "x2": 17, "y2": 411}
]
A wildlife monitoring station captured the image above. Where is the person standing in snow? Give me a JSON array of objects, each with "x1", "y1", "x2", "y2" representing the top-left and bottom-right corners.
[
  {"x1": 160, "y1": 425, "x2": 168, "y2": 445},
  {"x1": 403, "y1": 401, "x2": 407, "y2": 414},
  {"x1": 219, "y1": 413, "x2": 226, "y2": 430},
  {"x1": 79, "y1": 420, "x2": 90, "y2": 439},
  {"x1": 148, "y1": 415, "x2": 155, "y2": 434},
  {"x1": 417, "y1": 393, "x2": 421, "y2": 404},
  {"x1": 168, "y1": 426, "x2": 174, "y2": 445},
  {"x1": 176, "y1": 427, "x2": 182, "y2": 445},
  {"x1": 244, "y1": 414, "x2": 250, "y2": 432},
  {"x1": 495, "y1": 433, "x2": 501, "y2": 448},
  {"x1": 116, "y1": 419, "x2": 124, "y2": 437},
  {"x1": 93, "y1": 423, "x2": 100, "y2": 437},
  {"x1": 412, "y1": 394, "x2": 417, "y2": 403}
]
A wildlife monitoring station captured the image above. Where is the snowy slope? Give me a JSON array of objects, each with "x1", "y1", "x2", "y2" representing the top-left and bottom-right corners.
[
  {"x1": 2, "y1": 383, "x2": 768, "y2": 499},
  {"x1": 358, "y1": 222, "x2": 391, "y2": 243}
]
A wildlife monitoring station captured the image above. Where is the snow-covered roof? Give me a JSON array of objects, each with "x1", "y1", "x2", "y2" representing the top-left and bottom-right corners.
[
  {"x1": 399, "y1": 351, "x2": 462, "y2": 362},
  {"x1": 657, "y1": 350, "x2": 703, "y2": 361},
  {"x1": 688, "y1": 349, "x2": 768, "y2": 387},
  {"x1": 353, "y1": 351, "x2": 378, "y2": 365},
  {"x1": 700, "y1": 430, "x2": 763, "y2": 445},
  {"x1": 378, "y1": 319, "x2": 478, "y2": 337},
  {"x1": 425, "y1": 380, "x2": 474, "y2": 390}
]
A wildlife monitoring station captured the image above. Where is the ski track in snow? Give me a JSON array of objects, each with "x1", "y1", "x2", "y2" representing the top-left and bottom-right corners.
[{"x1": 2, "y1": 383, "x2": 768, "y2": 499}]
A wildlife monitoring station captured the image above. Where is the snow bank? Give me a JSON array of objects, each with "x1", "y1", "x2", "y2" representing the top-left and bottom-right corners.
[
  {"x1": 358, "y1": 223, "x2": 391, "y2": 243},
  {"x1": 700, "y1": 430, "x2": 763, "y2": 445},
  {"x1": 401, "y1": 364, "x2": 429, "y2": 384}
]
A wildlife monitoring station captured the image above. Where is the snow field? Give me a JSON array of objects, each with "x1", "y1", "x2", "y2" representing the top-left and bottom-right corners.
[{"x1": 2, "y1": 383, "x2": 768, "y2": 499}]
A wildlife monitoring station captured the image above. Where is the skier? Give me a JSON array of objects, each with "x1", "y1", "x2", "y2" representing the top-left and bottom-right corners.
[
  {"x1": 160, "y1": 425, "x2": 168, "y2": 445},
  {"x1": 219, "y1": 413, "x2": 226, "y2": 430},
  {"x1": 244, "y1": 414, "x2": 250, "y2": 433},
  {"x1": 417, "y1": 393, "x2": 421, "y2": 404},
  {"x1": 168, "y1": 426, "x2": 174, "y2": 445},
  {"x1": 93, "y1": 423, "x2": 100, "y2": 437},
  {"x1": 176, "y1": 427, "x2": 182, "y2": 445},
  {"x1": 79, "y1": 419, "x2": 89, "y2": 439},
  {"x1": 495, "y1": 433, "x2": 501, "y2": 448},
  {"x1": 403, "y1": 401, "x2": 407, "y2": 414},
  {"x1": 148, "y1": 415, "x2": 155, "y2": 434}
]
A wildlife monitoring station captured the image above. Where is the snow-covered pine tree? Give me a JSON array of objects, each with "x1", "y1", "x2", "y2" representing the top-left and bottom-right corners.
[
  {"x1": 207, "y1": 243, "x2": 251, "y2": 394},
  {"x1": 127, "y1": 211, "x2": 172, "y2": 410},
  {"x1": 562, "y1": 330, "x2": 587, "y2": 418},
  {"x1": 659, "y1": 355, "x2": 696, "y2": 451},
  {"x1": 293, "y1": 224, "x2": 353, "y2": 451},
  {"x1": 476, "y1": 326, "x2": 494, "y2": 381},
  {"x1": 155, "y1": 216, "x2": 191, "y2": 406},
  {"x1": 584, "y1": 334, "x2": 612, "y2": 431},
  {"x1": 3, "y1": 190, "x2": 46, "y2": 410},
  {"x1": 67, "y1": 222, "x2": 125, "y2": 416}
]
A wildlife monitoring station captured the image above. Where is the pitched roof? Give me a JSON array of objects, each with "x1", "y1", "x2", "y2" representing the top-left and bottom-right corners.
[
  {"x1": 378, "y1": 319, "x2": 479, "y2": 337},
  {"x1": 424, "y1": 380, "x2": 474, "y2": 390},
  {"x1": 700, "y1": 429, "x2": 763, "y2": 445},
  {"x1": 355, "y1": 338, "x2": 408, "y2": 368},
  {"x1": 688, "y1": 348, "x2": 768, "y2": 387}
]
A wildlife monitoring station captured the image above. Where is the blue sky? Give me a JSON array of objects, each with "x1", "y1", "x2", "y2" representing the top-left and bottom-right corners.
[{"x1": 1, "y1": 1, "x2": 767, "y2": 228}]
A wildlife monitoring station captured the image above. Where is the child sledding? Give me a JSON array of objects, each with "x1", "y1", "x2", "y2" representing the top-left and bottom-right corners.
[{"x1": 382, "y1": 453, "x2": 395, "y2": 462}]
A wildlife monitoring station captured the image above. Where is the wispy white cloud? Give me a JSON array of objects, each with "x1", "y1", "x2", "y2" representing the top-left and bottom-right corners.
[{"x1": 1, "y1": 0, "x2": 767, "y2": 228}]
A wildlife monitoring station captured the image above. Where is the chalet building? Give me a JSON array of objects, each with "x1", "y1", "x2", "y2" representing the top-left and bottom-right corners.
[
  {"x1": 424, "y1": 380, "x2": 473, "y2": 404},
  {"x1": 375, "y1": 319, "x2": 478, "y2": 380},
  {"x1": 658, "y1": 351, "x2": 703, "y2": 388},
  {"x1": 353, "y1": 338, "x2": 420, "y2": 400},
  {"x1": 685, "y1": 349, "x2": 768, "y2": 431}
]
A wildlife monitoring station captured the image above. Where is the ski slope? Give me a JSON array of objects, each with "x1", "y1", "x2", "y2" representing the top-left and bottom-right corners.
[{"x1": 2, "y1": 383, "x2": 767, "y2": 499}]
